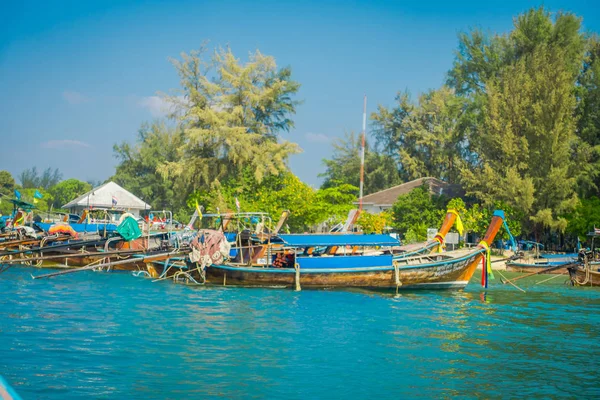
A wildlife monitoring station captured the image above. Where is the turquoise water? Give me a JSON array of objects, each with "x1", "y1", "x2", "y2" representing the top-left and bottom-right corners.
[{"x1": 1, "y1": 267, "x2": 599, "y2": 399}]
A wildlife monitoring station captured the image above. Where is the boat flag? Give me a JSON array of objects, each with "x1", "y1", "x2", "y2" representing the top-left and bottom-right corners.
[
  {"x1": 33, "y1": 190, "x2": 43, "y2": 204},
  {"x1": 112, "y1": 195, "x2": 118, "y2": 207},
  {"x1": 235, "y1": 197, "x2": 240, "y2": 211},
  {"x1": 14, "y1": 189, "x2": 21, "y2": 200}
]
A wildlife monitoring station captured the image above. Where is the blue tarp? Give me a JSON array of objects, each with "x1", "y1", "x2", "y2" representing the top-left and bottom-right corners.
[
  {"x1": 278, "y1": 234, "x2": 399, "y2": 247},
  {"x1": 296, "y1": 254, "x2": 393, "y2": 269}
]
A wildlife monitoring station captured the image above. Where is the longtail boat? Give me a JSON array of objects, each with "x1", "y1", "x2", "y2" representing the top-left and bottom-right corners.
[
  {"x1": 390, "y1": 208, "x2": 463, "y2": 259},
  {"x1": 567, "y1": 264, "x2": 600, "y2": 286},
  {"x1": 505, "y1": 259, "x2": 574, "y2": 274},
  {"x1": 190, "y1": 210, "x2": 506, "y2": 291}
]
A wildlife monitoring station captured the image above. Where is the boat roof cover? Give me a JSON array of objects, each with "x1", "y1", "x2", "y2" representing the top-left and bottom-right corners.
[
  {"x1": 63, "y1": 181, "x2": 151, "y2": 210},
  {"x1": 278, "y1": 234, "x2": 400, "y2": 247}
]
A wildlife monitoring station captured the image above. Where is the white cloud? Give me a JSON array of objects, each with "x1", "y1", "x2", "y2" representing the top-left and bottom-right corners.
[
  {"x1": 305, "y1": 132, "x2": 331, "y2": 143},
  {"x1": 62, "y1": 90, "x2": 90, "y2": 105},
  {"x1": 138, "y1": 96, "x2": 174, "y2": 117},
  {"x1": 41, "y1": 140, "x2": 91, "y2": 149}
]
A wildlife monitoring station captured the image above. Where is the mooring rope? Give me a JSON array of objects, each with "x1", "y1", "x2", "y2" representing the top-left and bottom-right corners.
[
  {"x1": 294, "y1": 263, "x2": 301, "y2": 291},
  {"x1": 574, "y1": 259, "x2": 591, "y2": 286},
  {"x1": 393, "y1": 262, "x2": 402, "y2": 293},
  {"x1": 132, "y1": 270, "x2": 151, "y2": 278}
]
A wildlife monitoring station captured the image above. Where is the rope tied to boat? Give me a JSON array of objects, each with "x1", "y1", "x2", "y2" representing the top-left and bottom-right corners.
[
  {"x1": 478, "y1": 241, "x2": 494, "y2": 288},
  {"x1": 574, "y1": 257, "x2": 591, "y2": 286},
  {"x1": 393, "y1": 261, "x2": 402, "y2": 293},
  {"x1": 294, "y1": 263, "x2": 301, "y2": 291}
]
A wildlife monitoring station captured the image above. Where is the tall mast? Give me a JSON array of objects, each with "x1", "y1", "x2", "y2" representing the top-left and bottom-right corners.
[{"x1": 359, "y1": 95, "x2": 367, "y2": 211}]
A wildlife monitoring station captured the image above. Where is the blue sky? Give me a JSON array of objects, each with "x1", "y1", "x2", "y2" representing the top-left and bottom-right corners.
[{"x1": 1, "y1": 0, "x2": 598, "y2": 187}]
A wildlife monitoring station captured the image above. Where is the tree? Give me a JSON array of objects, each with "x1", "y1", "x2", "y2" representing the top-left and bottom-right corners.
[
  {"x1": 565, "y1": 197, "x2": 600, "y2": 241},
  {"x1": 112, "y1": 121, "x2": 187, "y2": 216},
  {"x1": 460, "y1": 44, "x2": 581, "y2": 233},
  {"x1": 0, "y1": 170, "x2": 16, "y2": 215},
  {"x1": 447, "y1": 8, "x2": 588, "y2": 234},
  {"x1": 159, "y1": 47, "x2": 301, "y2": 193},
  {"x1": 191, "y1": 168, "x2": 317, "y2": 231},
  {"x1": 448, "y1": 7, "x2": 585, "y2": 96},
  {"x1": 312, "y1": 183, "x2": 359, "y2": 227},
  {"x1": 576, "y1": 36, "x2": 600, "y2": 196},
  {"x1": 19, "y1": 167, "x2": 62, "y2": 189},
  {"x1": 319, "y1": 132, "x2": 401, "y2": 194},
  {"x1": 48, "y1": 179, "x2": 92, "y2": 210},
  {"x1": 390, "y1": 186, "x2": 446, "y2": 242},
  {"x1": 357, "y1": 210, "x2": 392, "y2": 234},
  {"x1": 371, "y1": 87, "x2": 467, "y2": 183}
]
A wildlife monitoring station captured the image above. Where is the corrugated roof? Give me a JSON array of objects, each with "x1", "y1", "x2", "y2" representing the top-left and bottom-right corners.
[
  {"x1": 63, "y1": 181, "x2": 152, "y2": 210},
  {"x1": 357, "y1": 177, "x2": 464, "y2": 206}
]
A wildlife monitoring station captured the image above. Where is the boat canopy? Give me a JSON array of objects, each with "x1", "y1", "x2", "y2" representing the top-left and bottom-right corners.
[{"x1": 278, "y1": 234, "x2": 399, "y2": 247}]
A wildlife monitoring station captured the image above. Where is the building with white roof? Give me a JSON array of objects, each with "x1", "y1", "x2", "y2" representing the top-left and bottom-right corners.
[{"x1": 63, "y1": 181, "x2": 151, "y2": 217}]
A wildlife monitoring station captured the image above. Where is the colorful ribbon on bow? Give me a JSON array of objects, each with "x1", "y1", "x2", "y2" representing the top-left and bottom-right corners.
[
  {"x1": 447, "y1": 209, "x2": 464, "y2": 236},
  {"x1": 478, "y1": 240, "x2": 494, "y2": 288}
]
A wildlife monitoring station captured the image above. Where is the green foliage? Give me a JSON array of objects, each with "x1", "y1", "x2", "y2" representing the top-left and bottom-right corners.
[
  {"x1": 576, "y1": 36, "x2": 600, "y2": 196},
  {"x1": 319, "y1": 132, "x2": 401, "y2": 194},
  {"x1": 0, "y1": 170, "x2": 16, "y2": 215},
  {"x1": 191, "y1": 170, "x2": 358, "y2": 232},
  {"x1": 449, "y1": 7, "x2": 587, "y2": 234},
  {"x1": 159, "y1": 46, "x2": 301, "y2": 190},
  {"x1": 18, "y1": 167, "x2": 63, "y2": 190},
  {"x1": 371, "y1": 87, "x2": 467, "y2": 183},
  {"x1": 48, "y1": 179, "x2": 92, "y2": 210},
  {"x1": 191, "y1": 168, "x2": 317, "y2": 232},
  {"x1": 357, "y1": 210, "x2": 392, "y2": 234},
  {"x1": 19, "y1": 188, "x2": 53, "y2": 212},
  {"x1": 460, "y1": 43, "x2": 580, "y2": 232},
  {"x1": 391, "y1": 186, "x2": 445, "y2": 242},
  {"x1": 448, "y1": 7, "x2": 584, "y2": 96},
  {"x1": 112, "y1": 121, "x2": 186, "y2": 216},
  {"x1": 564, "y1": 197, "x2": 600, "y2": 240}
]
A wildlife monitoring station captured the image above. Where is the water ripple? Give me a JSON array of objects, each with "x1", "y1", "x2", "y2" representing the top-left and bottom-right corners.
[{"x1": 1, "y1": 268, "x2": 599, "y2": 399}]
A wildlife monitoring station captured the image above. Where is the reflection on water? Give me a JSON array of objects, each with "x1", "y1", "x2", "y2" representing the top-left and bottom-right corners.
[{"x1": 0, "y1": 268, "x2": 599, "y2": 399}]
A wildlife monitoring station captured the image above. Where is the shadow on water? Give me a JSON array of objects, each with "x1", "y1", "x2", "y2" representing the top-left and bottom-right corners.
[{"x1": 0, "y1": 267, "x2": 598, "y2": 399}]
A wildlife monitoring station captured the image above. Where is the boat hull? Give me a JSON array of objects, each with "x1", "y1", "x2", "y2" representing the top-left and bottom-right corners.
[
  {"x1": 567, "y1": 265, "x2": 600, "y2": 286},
  {"x1": 204, "y1": 251, "x2": 484, "y2": 291},
  {"x1": 505, "y1": 261, "x2": 569, "y2": 274}
]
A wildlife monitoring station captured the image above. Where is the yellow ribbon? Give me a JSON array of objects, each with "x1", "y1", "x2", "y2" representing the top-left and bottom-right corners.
[
  {"x1": 195, "y1": 200, "x2": 203, "y2": 220},
  {"x1": 14, "y1": 214, "x2": 24, "y2": 226},
  {"x1": 447, "y1": 209, "x2": 464, "y2": 235},
  {"x1": 478, "y1": 241, "x2": 494, "y2": 279}
]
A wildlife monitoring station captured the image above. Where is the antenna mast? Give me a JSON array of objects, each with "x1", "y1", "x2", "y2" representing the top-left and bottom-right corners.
[{"x1": 359, "y1": 95, "x2": 367, "y2": 211}]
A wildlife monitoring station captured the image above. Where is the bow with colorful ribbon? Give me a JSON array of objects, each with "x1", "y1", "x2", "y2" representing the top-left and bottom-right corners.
[
  {"x1": 478, "y1": 240, "x2": 494, "y2": 288},
  {"x1": 447, "y1": 208, "x2": 464, "y2": 236}
]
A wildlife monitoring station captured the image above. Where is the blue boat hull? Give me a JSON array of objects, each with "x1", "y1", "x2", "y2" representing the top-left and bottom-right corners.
[{"x1": 204, "y1": 250, "x2": 485, "y2": 290}]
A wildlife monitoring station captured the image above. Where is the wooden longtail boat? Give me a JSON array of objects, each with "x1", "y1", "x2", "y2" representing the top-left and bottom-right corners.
[
  {"x1": 567, "y1": 263, "x2": 600, "y2": 286},
  {"x1": 505, "y1": 260, "x2": 573, "y2": 274},
  {"x1": 200, "y1": 210, "x2": 506, "y2": 291}
]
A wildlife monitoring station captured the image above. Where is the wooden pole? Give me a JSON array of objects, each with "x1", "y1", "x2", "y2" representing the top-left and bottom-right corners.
[
  {"x1": 0, "y1": 248, "x2": 144, "y2": 265},
  {"x1": 32, "y1": 251, "x2": 187, "y2": 280},
  {"x1": 0, "y1": 238, "x2": 107, "y2": 258},
  {"x1": 502, "y1": 262, "x2": 577, "y2": 285}
]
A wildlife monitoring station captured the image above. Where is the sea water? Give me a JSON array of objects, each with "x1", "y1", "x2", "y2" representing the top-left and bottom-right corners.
[{"x1": 1, "y1": 267, "x2": 598, "y2": 399}]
